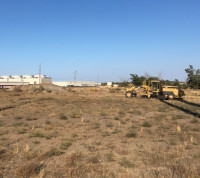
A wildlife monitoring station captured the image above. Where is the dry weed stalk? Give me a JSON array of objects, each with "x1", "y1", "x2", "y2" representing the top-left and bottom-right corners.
[
  {"x1": 177, "y1": 125, "x2": 181, "y2": 132},
  {"x1": 32, "y1": 125, "x2": 35, "y2": 131},
  {"x1": 25, "y1": 144, "x2": 30, "y2": 152},
  {"x1": 49, "y1": 112, "x2": 57, "y2": 117},
  {"x1": 190, "y1": 136, "x2": 194, "y2": 143},
  {"x1": 81, "y1": 117, "x2": 84, "y2": 123},
  {"x1": 15, "y1": 143, "x2": 19, "y2": 154},
  {"x1": 39, "y1": 168, "x2": 45, "y2": 178},
  {"x1": 184, "y1": 141, "x2": 187, "y2": 147}
]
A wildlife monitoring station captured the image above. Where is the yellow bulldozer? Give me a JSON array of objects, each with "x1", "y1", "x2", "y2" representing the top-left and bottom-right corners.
[{"x1": 125, "y1": 80, "x2": 185, "y2": 100}]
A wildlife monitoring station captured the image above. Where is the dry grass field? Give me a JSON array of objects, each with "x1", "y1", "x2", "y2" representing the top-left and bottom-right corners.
[{"x1": 0, "y1": 86, "x2": 200, "y2": 178}]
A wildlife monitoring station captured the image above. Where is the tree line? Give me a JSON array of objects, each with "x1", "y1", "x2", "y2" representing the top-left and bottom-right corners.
[{"x1": 128, "y1": 65, "x2": 200, "y2": 89}]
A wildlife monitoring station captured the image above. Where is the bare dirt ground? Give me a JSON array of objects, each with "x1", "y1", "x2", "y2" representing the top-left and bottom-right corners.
[{"x1": 0, "y1": 86, "x2": 200, "y2": 178}]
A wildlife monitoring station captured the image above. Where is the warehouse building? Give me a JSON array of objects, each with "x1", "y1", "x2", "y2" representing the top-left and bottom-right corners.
[
  {"x1": 0, "y1": 75, "x2": 52, "y2": 88},
  {"x1": 53, "y1": 81, "x2": 101, "y2": 87}
]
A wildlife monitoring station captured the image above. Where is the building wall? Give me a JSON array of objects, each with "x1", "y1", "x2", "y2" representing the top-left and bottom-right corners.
[
  {"x1": 53, "y1": 81, "x2": 101, "y2": 87},
  {"x1": 0, "y1": 75, "x2": 52, "y2": 85}
]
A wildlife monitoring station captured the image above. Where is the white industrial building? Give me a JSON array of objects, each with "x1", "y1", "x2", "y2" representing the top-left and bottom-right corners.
[
  {"x1": 0, "y1": 75, "x2": 52, "y2": 88},
  {"x1": 53, "y1": 81, "x2": 101, "y2": 87}
]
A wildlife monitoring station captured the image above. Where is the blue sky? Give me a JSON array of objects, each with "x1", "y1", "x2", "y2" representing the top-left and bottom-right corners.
[{"x1": 0, "y1": 0, "x2": 200, "y2": 82}]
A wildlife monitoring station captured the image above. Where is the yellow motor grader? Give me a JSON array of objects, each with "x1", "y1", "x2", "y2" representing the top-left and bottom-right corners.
[{"x1": 125, "y1": 80, "x2": 184, "y2": 100}]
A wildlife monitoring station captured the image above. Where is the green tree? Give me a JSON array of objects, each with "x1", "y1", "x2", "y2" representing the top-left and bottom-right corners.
[
  {"x1": 185, "y1": 65, "x2": 200, "y2": 89},
  {"x1": 148, "y1": 76, "x2": 158, "y2": 81},
  {"x1": 173, "y1": 79, "x2": 180, "y2": 86},
  {"x1": 130, "y1": 74, "x2": 146, "y2": 86}
]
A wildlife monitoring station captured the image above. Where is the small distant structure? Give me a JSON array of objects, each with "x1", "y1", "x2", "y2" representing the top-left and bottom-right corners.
[
  {"x1": 113, "y1": 84, "x2": 119, "y2": 88},
  {"x1": 107, "y1": 82, "x2": 112, "y2": 87},
  {"x1": 53, "y1": 81, "x2": 101, "y2": 87},
  {"x1": 0, "y1": 75, "x2": 52, "y2": 88}
]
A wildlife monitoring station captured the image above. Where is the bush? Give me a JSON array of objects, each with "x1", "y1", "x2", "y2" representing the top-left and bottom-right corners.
[
  {"x1": 42, "y1": 148, "x2": 64, "y2": 158},
  {"x1": 16, "y1": 162, "x2": 42, "y2": 177},
  {"x1": 191, "y1": 118, "x2": 198, "y2": 123},
  {"x1": 142, "y1": 121, "x2": 152, "y2": 127},
  {"x1": 114, "y1": 117, "x2": 120, "y2": 120},
  {"x1": 59, "y1": 114, "x2": 67, "y2": 120},
  {"x1": 126, "y1": 131, "x2": 137, "y2": 138},
  {"x1": 33, "y1": 86, "x2": 45, "y2": 92},
  {"x1": 106, "y1": 152, "x2": 115, "y2": 162},
  {"x1": 29, "y1": 132, "x2": 44, "y2": 138},
  {"x1": 13, "y1": 87, "x2": 22, "y2": 92},
  {"x1": 60, "y1": 141, "x2": 72, "y2": 150},
  {"x1": 88, "y1": 155, "x2": 99, "y2": 164},
  {"x1": 17, "y1": 128, "x2": 27, "y2": 134},
  {"x1": 14, "y1": 116, "x2": 23, "y2": 120},
  {"x1": 92, "y1": 122, "x2": 100, "y2": 129},
  {"x1": 172, "y1": 115, "x2": 186, "y2": 120},
  {"x1": 119, "y1": 157, "x2": 134, "y2": 168},
  {"x1": 106, "y1": 122, "x2": 114, "y2": 127}
]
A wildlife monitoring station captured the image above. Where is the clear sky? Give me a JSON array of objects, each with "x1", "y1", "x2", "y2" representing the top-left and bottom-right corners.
[{"x1": 0, "y1": 0, "x2": 200, "y2": 82}]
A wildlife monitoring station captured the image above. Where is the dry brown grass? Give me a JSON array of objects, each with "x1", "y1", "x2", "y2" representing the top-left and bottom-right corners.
[
  {"x1": 0, "y1": 86, "x2": 200, "y2": 177},
  {"x1": 16, "y1": 162, "x2": 43, "y2": 177}
]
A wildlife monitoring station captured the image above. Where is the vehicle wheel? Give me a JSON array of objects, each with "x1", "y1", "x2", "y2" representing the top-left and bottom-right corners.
[
  {"x1": 159, "y1": 94, "x2": 164, "y2": 100},
  {"x1": 125, "y1": 91, "x2": 133, "y2": 98},
  {"x1": 168, "y1": 94, "x2": 174, "y2": 100},
  {"x1": 133, "y1": 93, "x2": 137, "y2": 97}
]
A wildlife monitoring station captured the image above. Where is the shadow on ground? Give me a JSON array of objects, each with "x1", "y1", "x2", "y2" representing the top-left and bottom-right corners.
[
  {"x1": 179, "y1": 99, "x2": 200, "y2": 108},
  {"x1": 160, "y1": 100, "x2": 200, "y2": 118}
]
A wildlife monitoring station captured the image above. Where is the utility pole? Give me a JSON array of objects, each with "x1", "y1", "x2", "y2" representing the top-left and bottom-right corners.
[
  {"x1": 39, "y1": 63, "x2": 41, "y2": 84},
  {"x1": 74, "y1": 70, "x2": 77, "y2": 82}
]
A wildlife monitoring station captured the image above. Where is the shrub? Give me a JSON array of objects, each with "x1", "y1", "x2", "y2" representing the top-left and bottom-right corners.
[
  {"x1": 16, "y1": 162, "x2": 42, "y2": 177},
  {"x1": 33, "y1": 141, "x2": 40, "y2": 144},
  {"x1": 45, "y1": 132, "x2": 58, "y2": 139},
  {"x1": 106, "y1": 122, "x2": 114, "y2": 127},
  {"x1": 59, "y1": 114, "x2": 68, "y2": 120},
  {"x1": 17, "y1": 128, "x2": 27, "y2": 134},
  {"x1": 120, "y1": 120, "x2": 126, "y2": 125},
  {"x1": 67, "y1": 88, "x2": 76, "y2": 92},
  {"x1": 33, "y1": 86, "x2": 45, "y2": 92},
  {"x1": 100, "y1": 112, "x2": 107, "y2": 116},
  {"x1": 106, "y1": 152, "x2": 115, "y2": 162},
  {"x1": 29, "y1": 132, "x2": 44, "y2": 138},
  {"x1": 119, "y1": 157, "x2": 134, "y2": 168},
  {"x1": 118, "y1": 110, "x2": 125, "y2": 116},
  {"x1": 65, "y1": 152, "x2": 84, "y2": 167},
  {"x1": 129, "y1": 110, "x2": 142, "y2": 115},
  {"x1": 109, "y1": 88, "x2": 116, "y2": 93},
  {"x1": 14, "y1": 116, "x2": 23, "y2": 120},
  {"x1": 191, "y1": 127, "x2": 199, "y2": 132},
  {"x1": 60, "y1": 141, "x2": 72, "y2": 150},
  {"x1": 41, "y1": 148, "x2": 64, "y2": 159},
  {"x1": 172, "y1": 114, "x2": 186, "y2": 120},
  {"x1": 191, "y1": 118, "x2": 198, "y2": 123},
  {"x1": 92, "y1": 122, "x2": 100, "y2": 129},
  {"x1": 46, "y1": 88, "x2": 52, "y2": 93},
  {"x1": 88, "y1": 155, "x2": 99, "y2": 164},
  {"x1": 169, "y1": 140, "x2": 177, "y2": 146},
  {"x1": 114, "y1": 117, "x2": 120, "y2": 120},
  {"x1": 142, "y1": 121, "x2": 152, "y2": 127},
  {"x1": 26, "y1": 117, "x2": 37, "y2": 121},
  {"x1": 45, "y1": 120, "x2": 51, "y2": 124},
  {"x1": 126, "y1": 131, "x2": 137, "y2": 138},
  {"x1": 13, "y1": 87, "x2": 22, "y2": 92},
  {"x1": 112, "y1": 128, "x2": 119, "y2": 134},
  {"x1": 71, "y1": 112, "x2": 81, "y2": 118}
]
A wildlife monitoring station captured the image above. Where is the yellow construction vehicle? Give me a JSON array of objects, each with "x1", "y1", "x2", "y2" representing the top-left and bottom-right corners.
[{"x1": 125, "y1": 80, "x2": 184, "y2": 99}]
